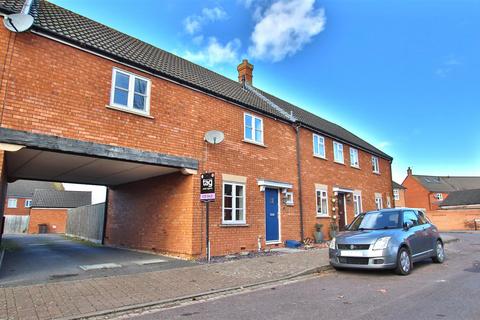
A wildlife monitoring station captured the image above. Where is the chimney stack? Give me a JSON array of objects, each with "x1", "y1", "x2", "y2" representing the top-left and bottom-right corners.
[
  {"x1": 237, "y1": 59, "x2": 253, "y2": 85},
  {"x1": 407, "y1": 167, "x2": 412, "y2": 176}
]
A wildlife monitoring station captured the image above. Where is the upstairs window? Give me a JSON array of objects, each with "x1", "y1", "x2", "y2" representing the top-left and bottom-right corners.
[
  {"x1": 313, "y1": 134, "x2": 326, "y2": 158},
  {"x1": 25, "y1": 199, "x2": 32, "y2": 208},
  {"x1": 333, "y1": 141, "x2": 344, "y2": 164},
  {"x1": 7, "y1": 198, "x2": 17, "y2": 208},
  {"x1": 393, "y1": 189, "x2": 400, "y2": 201},
  {"x1": 434, "y1": 193, "x2": 443, "y2": 201},
  {"x1": 110, "y1": 68, "x2": 150, "y2": 114},
  {"x1": 244, "y1": 113, "x2": 263, "y2": 144},
  {"x1": 350, "y1": 147, "x2": 359, "y2": 168},
  {"x1": 372, "y1": 156, "x2": 380, "y2": 173}
]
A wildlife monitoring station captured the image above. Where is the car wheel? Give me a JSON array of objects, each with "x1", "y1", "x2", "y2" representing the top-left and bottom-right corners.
[
  {"x1": 395, "y1": 247, "x2": 412, "y2": 275},
  {"x1": 432, "y1": 240, "x2": 445, "y2": 263}
]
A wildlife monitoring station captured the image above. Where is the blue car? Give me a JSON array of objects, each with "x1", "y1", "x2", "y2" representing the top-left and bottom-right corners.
[{"x1": 329, "y1": 208, "x2": 445, "y2": 275}]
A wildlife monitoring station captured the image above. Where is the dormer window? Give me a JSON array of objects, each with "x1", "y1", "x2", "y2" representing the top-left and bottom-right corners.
[{"x1": 110, "y1": 68, "x2": 150, "y2": 115}]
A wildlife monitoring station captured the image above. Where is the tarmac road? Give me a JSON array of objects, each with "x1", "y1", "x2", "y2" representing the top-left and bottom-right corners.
[{"x1": 129, "y1": 233, "x2": 480, "y2": 320}]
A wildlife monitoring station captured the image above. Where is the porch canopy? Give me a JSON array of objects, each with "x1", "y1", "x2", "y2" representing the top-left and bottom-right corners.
[{"x1": 0, "y1": 128, "x2": 198, "y2": 186}]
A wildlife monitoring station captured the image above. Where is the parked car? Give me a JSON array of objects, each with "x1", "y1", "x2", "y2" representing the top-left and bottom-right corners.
[{"x1": 329, "y1": 208, "x2": 445, "y2": 275}]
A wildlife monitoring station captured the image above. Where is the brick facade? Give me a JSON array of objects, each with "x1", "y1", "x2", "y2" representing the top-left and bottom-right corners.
[
  {"x1": 28, "y1": 208, "x2": 68, "y2": 234},
  {"x1": 0, "y1": 25, "x2": 393, "y2": 257},
  {"x1": 4, "y1": 197, "x2": 31, "y2": 215},
  {"x1": 394, "y1": 188, "x2": 406, "y2": 207}
]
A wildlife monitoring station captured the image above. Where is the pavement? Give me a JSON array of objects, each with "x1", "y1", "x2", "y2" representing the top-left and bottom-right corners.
[
  {"x1": 0, "y1": 232, "x2": 461, "y2": 320},
  {"x1": 0, "y1": 234, "x2": 194, "y2": 287},
  {"x1": 114, "y1": 233, "x2": 480, "y2": 320}
]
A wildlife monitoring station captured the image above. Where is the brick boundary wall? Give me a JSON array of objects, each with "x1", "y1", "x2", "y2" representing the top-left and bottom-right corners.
[{"x1": 427, "y1": 209, "x2": 480, "y2": 231}]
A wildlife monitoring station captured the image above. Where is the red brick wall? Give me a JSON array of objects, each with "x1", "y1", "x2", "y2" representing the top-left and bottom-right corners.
[
  {"x1": 0, "y1": 29, "x2": 393, "y2": 257},
  {"x1": 299, "y1": 129, "x2": 393, "y2": 240},
  {"x1": 28, "y1": 208, "x2": 68, "y2": 234},
  {"x1": 403, "y1": 175, "x2": 431, "y2": 210},
  {"x1": 4, "y1": 197, "x2": 31, "y2": 215},
  {"x1": 427, "y1": 209, "x2": 480, "y2": 231}
]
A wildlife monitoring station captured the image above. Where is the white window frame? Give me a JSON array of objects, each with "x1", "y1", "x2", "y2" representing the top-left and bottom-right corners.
[
  {"x1": 349, "y1": 147, "x2": 359, "y2": 168},
  {"x1": 110, "y1": 68, "x2": 151, "y2": 115},
  {"x1": 386, "y1": 196, "x2": 392, "y2": 208},
  {"x1": 393, "y1": 189, "x2": 400, "y2": 201},
  {"x1": 7, "y1": 198, "x2": 17, "y2": 208},
  {"x1": 24, "y1": 199, "x2": 32, "y2": 208},
  {"x1": 435, "y1": 193, "x2": 443, "y2": 201},
  {"x1": 222, "y1": 182, "x2": 246, "y2": 225},
  {"x1": 312, "y1": 134, "x2": 326, "y2": 159},
  {"x1": 316, "y1": 188, "x2": 329, "y2": 217},
  {"x1": 353, "y1": 193, "x2": 362, "y2": 216},
  {"x1": 333, "y1": 141, "x2": 344, "y2": 164},
  {"x1": 375, "y1": 195, "x2": 383, "y2": 210},
  {"x1": 243, "y1": 113, "x2": 264, "y2": 145},
  {"x1": 372, "y1": 156, "x2": 380, "y2": 174}
]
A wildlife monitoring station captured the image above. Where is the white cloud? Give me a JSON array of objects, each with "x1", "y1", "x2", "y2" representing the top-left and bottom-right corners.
[
  {"x1": 184, "y1": 37, "x2": 241, "y2": 67},
  {"x1": 183, "y1": 7, "x2": 228, "y2": 35},
  {"x1": 377, "y1": 141, "x2": 391, "y2": 149},
  {"x1": 248, "y1": 0, "x2": 326, "y2": 62},
  {"x1": 435, "y1": 54, "x2": 462, "y2": 78}
]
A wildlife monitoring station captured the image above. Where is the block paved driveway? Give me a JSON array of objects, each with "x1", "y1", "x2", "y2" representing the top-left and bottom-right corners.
[{"x1": 0, "y1": 234, "x2": 194, "y2": 287}]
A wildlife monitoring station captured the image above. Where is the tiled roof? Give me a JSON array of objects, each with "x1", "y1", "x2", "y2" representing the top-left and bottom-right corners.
[
  {"x1": 413, "y1": 175, "x2": 480, "y2": 193},
  {"x1": 392, "y1": 181, "x2": 405, "y2": 189},
  {"x1": 440, "y1": 189, "x2": 480, "y2": 207},
  {"x1": 7, "y1": 179, "x2": 63, "y2": 197},
  {"x1": 31, "y1": 189, "x2": 91, "y2": 208},
  {"x1": 0, "y1": 0, "x2": 392, "y2": 160}
]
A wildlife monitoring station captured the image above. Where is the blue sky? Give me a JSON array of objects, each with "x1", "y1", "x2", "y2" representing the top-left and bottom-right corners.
[{"x1": 52, "y1": 0, "x2": 480, "y2": 183}]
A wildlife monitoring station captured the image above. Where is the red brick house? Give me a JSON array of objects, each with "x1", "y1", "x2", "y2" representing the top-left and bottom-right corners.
[
  {"x1": 0, "y1": 0, "x2": 393, "y2": 258},
  {"x1": 402, "y1": 167, "x2": 480, "y2": 230},
  {"x1": 392, "y1": 181, "x2": 406, "y2": 208}
]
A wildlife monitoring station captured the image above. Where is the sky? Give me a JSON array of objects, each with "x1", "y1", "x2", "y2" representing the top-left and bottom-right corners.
[{"x1": 51, "y1": 0, "x2": 480, "y2": 190}]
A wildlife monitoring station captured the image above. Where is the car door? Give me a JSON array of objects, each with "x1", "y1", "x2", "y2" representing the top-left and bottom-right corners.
[
  {"x1": 417, "y1": 210, "x2": 435, "y2": 253},
  {"x1": 402, "y1": 210, "x2": 423, "y2": 256}
]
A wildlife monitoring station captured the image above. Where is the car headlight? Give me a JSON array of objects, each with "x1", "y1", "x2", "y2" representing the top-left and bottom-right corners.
[
  {"x1": 329, "y1": 237, "x2": 336, "y2": 249},
  {"x1": 372, "y1": 237, "x2": 391, "y2": 250}
]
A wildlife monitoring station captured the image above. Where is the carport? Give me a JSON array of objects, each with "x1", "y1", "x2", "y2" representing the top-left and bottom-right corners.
[{"x1": 0, "y1": 127, "x2": 199, "y2": 284}]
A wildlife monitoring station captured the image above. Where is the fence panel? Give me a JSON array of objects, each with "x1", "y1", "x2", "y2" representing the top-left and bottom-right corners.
[
  {"x1": 66, "y1": 203, "x2": 105, "y2": 243},
  {"x1": 4, "y1": 215, "x2": 30, "y2": 234}
]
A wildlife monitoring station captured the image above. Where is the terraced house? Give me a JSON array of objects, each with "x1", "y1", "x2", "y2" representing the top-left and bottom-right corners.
[{"x1": 0, "y1": 0, "x2": 393, "y2": 258}]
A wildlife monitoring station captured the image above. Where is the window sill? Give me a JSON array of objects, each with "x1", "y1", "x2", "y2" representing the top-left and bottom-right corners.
[
  {"x1": 219, "y1": 223, "x2": 249, "y2": 228},
  {"x1": 316, "y1": 215, "x2": 330, "y2": 218},
  {"x1": 351, "y1": 165, "x2": 361, "y2": 170},
  {"x1": 314, "y1": 155, "x2": 328, "y2": 161},
  {"x1": 373, "y1": 171, "x2": 381, "y2": 175},
  {"x1": 242, "y1": 139, "x2": 267, "y2": 148},
  {"x1": 106, "y1": 105, "x2": 154, "y2": 119},
  {"x1": 334, "y1": 161, "x2": 345, "y2": 166}
]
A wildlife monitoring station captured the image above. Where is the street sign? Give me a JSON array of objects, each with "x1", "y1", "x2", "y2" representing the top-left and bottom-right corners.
[{"x1": 200, "y1": 172, "x2": 215, "y2": 202}]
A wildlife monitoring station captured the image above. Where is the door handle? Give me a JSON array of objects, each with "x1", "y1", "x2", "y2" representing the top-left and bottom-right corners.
[{"x1": 269, "y1": 213, "x2": 275, "y2": 217}]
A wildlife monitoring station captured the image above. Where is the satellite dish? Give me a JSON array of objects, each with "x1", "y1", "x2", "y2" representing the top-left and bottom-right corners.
[
  {"x1": 3, "y1": 13, "x2": 34, "y2": 33},
  {"x1": 204, "y1": 130, "x2": 225, "y2": 144}
]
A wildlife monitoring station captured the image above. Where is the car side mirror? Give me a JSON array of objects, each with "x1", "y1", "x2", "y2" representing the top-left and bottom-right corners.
[{"x1": 403, "y1": 221, "x2": 414, "y2": 230}]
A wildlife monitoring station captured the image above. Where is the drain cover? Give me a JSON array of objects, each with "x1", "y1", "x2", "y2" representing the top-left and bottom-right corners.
[{"x1": 464, "y1": 261, "x2": 480, "y2": 273}]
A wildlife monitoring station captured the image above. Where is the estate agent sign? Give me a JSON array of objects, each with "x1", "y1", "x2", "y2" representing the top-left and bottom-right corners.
[{"x1": 200, "y1": 172, "x2": 215, "y2": 202}]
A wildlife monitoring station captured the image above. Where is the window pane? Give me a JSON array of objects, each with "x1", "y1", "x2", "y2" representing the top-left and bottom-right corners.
[
  {"x1": 236, "y1": 209, "x2": 244, "y2": 221},
  {"x1": 313, "y1": 136, "x2": 319, "y2": 155},
  {"x1": 245, "y1": 114, "x2": 252, "y2": 127},
  {"x1": 224, "y1": 196, "x2": 232, "y2": 208},
  {"x1": 255, "y1": 129, "x2": 262, "y2": 142},
  {"x1": 235, "y1": 185, "x2": 243, "y2": 197},
  {"x1": 224, "y1": 184, "x2": 232, "y2": 196},
  {"x1": 115, "y1": 72, "x2": 129, "y2": 89},
  {"x1": 235, "y1": 197, "x2": 243, "y2": 209},
  {"x1": 133, "y1": 94, "x2": 145, "y2": 110},
  {"x1": 255, "y1": 118, "x2": 262, "y2": 130},
  {"x1": 321, "y1": 198, "x2": 328, "y2": 214},
  {"x1": 245, "y1": 127, "x2": 253, "y2": 140},
  {"x1": 114, "y1": 88, "x2": 128, "y2": 106},
  {"x1": 134, "y1": 78, "x2": 147, "y2": 94},
  {"x1": 224, "y1": 209, "x2": 232, "y2": 221}
]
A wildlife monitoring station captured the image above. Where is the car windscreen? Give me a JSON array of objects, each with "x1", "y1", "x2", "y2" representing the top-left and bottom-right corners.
[{"x1": 348, "y1": 210, "x2": 402, "y2": 231}]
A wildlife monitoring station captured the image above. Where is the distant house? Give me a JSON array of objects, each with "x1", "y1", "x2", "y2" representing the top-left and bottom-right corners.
[
  {"x1": 29, "y1": 190, "x2": 92, "y2": 234},
  {"x1": 5, "y1": 180, "x2": 63, "y2": 216},
  {"x1": 392, "y1": 181, "x2": 406, "y2": 208},
  {"x1": 402, "y1": 167, "x2": 480, "y2": 230}
]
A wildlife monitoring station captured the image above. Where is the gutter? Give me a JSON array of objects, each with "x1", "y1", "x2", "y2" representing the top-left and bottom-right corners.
[{"x1": 295, "y1": 123, "x2": 305, "y2": 241}]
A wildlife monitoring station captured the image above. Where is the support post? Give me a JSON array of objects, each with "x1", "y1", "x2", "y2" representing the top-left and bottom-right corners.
[{"x1": 206, "y1": 201, "x2": 210, "y2": 262}]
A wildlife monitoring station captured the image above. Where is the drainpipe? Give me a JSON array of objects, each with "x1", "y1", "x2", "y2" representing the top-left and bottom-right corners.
[{"x1": 295, "y1": 123, "x2": 305, "y2": 241}]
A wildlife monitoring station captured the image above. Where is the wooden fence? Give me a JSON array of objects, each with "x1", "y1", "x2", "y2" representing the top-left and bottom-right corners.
[
  {"x1": 66, "y1": 203, "x2": 105, "y2": 243},
  {"x1": 3, "y1": 215, "x2": 30, "y2": 234}
]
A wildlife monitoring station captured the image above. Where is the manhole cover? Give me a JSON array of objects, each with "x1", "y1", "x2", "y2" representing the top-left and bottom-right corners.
[{"x1": 464, "y1": 261, "x2": 480, "y2": 273}]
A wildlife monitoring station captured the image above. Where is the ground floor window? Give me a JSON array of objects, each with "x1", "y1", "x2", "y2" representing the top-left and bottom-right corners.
[
  {"x1": 353, "y1": 193, "x2": 362, "y2": 216},
  {"x1": 316, "y1": 188, "x2": 329, "y2": 217},
  {"x1": 375, "y1": 195, "x2": 383, "y2": 210},
  {"x1": 222, "y1": 182, "x2": 246, "y2": 224}
]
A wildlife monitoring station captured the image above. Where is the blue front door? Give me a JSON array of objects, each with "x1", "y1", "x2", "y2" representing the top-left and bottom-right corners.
[{"x1": 265, "y1": 188, "x2": 279, "y2": 242}]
